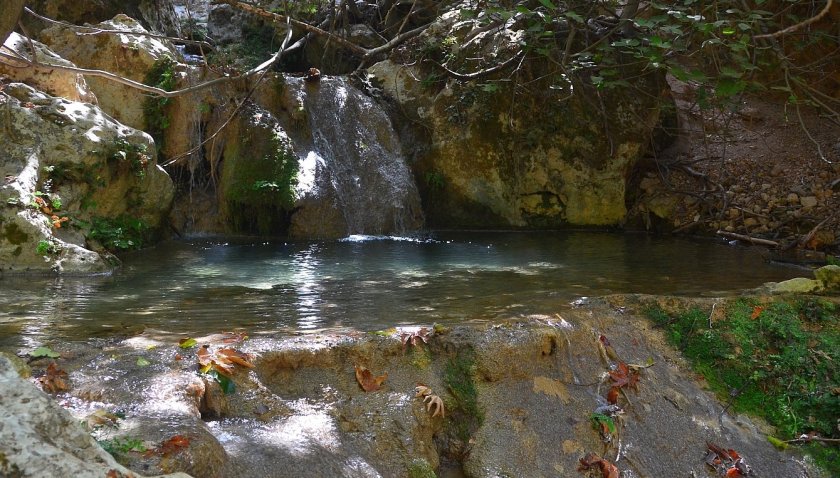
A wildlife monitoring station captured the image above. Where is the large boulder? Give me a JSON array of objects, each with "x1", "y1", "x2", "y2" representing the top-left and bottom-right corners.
[
  {"x1": 39, "y1": 14, "x2": 184, "y2": 131},
  {"x1": 25, "y1": 0, "x2": 182, "y2": 37},
  {"x1": 0, "y1": 355, "x2": 191, "y2": 478},
  {"x1": 0, "y1": 32, "x2": 97, "y2": 103},
  {"x1": 370, "y1": 10, "x2": 670, "y2": 229},
  {"x1": 0, "y1": 82, "x2": 174, "y2": 273}
]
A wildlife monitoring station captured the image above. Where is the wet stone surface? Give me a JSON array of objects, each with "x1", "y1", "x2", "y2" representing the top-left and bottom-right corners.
[{"x1": 1, "y1": 296, "x2": 828, "y2": 478}]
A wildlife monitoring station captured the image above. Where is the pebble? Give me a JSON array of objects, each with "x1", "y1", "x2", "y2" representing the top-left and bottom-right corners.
[
  {"x1": 725, "y1": 225, "x2": 735, "y2": 232},
  {"x1": 761, "y1": 183, "x2": 772, "y2": 190},
  {"x1": 744, "y1": 218, "x2": 759, "y2": 227},
  {"x1": 760, "y1": 193, "x2": 770, "y2": 202},
  {"x1": 787, "y1": 193, "x2": 799, "y2": 204},
  {"x1": 771, "y1": 164, "x2": 785, "y2": 176},
  {"x1": 800, "y1": 196, "x2": 818, "y2": 208}
]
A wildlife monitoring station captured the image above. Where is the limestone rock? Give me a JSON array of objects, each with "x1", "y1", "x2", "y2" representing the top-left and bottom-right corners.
[
  {"x1": 0, "y1": 356, "x2": 191, "y2": 478},
  {"x1": 370, "y1": 11, "x2": 669, "y2": 228},
  {"x1": 26, "y1": 0, "x2": 182, "y2": 37},
  {"x1": 39, "y1": 14, "x2": 184, "y2": 130},
  {"x1": 769, "y1": 277, "x2": 821, "y2": 294},
  {"x1": 0, "y1": 82, "x2": 173, "y2": 273},
  {"x1": 814, "y1": 264, "x2": 840, "y2": 291},
  {"x1": 0, "y1": 32, "x2": 97, "y2": 103}
]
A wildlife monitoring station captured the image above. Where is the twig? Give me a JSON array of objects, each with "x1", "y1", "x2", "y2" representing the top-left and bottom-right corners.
[
  {"x1": 716, "y1": 230, "x2": 780, "y2": 247},
  {"x1": 784, "y1": 436, "x2": 840, "y2": 444},
  {"x1": 707, "y1": 302, "x2": 717, "y2": 329}
]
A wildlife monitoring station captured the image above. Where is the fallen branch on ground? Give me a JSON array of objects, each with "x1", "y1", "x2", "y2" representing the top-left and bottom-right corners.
[{"x1": 716, "y1": 230, "x2": 779, "y2": 247}]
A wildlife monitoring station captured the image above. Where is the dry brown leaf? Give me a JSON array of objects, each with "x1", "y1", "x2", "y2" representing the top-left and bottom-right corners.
[
  {"x1": 414, "y1": 384, "x2": 445, "y2": 418},
  {"x1": 217, "y1": 348, "x2": 255, "y2": 368},
  {"x1": 578, "y1": 452, "x2": 619, "y2": 478},
  {"x1": 354, "y1": 364, "x2": 387, "y2": 392},
  {"x1": 37, "y1": 362, "x2": 69, "y2": 394}
]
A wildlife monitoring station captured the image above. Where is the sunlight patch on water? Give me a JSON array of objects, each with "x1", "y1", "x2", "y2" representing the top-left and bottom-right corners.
[{"x1": 340, "y1": 234, "x2": 436, "y2": 243}]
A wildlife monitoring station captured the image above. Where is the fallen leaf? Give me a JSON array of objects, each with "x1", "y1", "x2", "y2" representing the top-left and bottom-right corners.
[
  {"x1": 608, "y1": 362, "x2": 639, "y2": 391},
  {"x1": 37, "y1": 362, "x2": 69, "y2": 393},
  {"x1": 606, "y1": 387, "x2": 619, "y2": 404},
  {"x1": 415, "y1": 384, "x2": 445, "y2": 418},
  {"x1": 221, "y1": 331, "x2": 248, "y2": 344},
  {"x1": 354, "y1": 364, "x2": 387, "y2": 392},
  {"x1": 136, "y1": 357, "x2": 150, "y2": 367},
  {"x1": 399, "y1": 327, "x2": 431, "y2": 348},
  {"x1": 599, "y1": 335, "x2": 620, "y2": 362},
  {"x1": 31, "y1": 346, "x2": 60, "y2": 358},
  {"x1": 85, "y1": 409, "x2": 121, "y2": 430},
  {"x1": 158, "y1": 435, "x2": 190, "y2": 457},
  {"x1": 179, "y1": 337, "x2": 197, "y2": 349},
  {"x1": 750, "y1": 306, "x2": 765, "y2": 320},
  {"x1": 217, "y1": 348, "x2": 255, "y2": 368},
  {"x1": 577, "y1": 452, "x2": 619, "y2": 478}
]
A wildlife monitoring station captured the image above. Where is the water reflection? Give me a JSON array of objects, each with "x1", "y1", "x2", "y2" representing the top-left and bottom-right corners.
[
  {"x1": 292, "y1": 244, "x2": 324, "y2": 330},
  {"x1": 0, "y1": 231, "x2": 807, "y2": 348}
]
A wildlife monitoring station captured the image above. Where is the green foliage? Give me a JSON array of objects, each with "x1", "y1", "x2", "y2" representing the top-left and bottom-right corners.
[
  {"x1": 424, "y1": 171, "x2": 445, "y2": 192},
  {"x1": 143, "y1": 56, "x2": 177, "y2": 147},
  {"x1": 36, "y1": 239, "x2": 59, "y2": 256},
  {"x1": 443, "y1": 349, "x2": 483, "y2": 442},
  {"x1": 109, "y1": 139, "x2": 151, "y2": 178},
  {"x1": 647, "y1": 299, "x2": 839, "y2": 474},
  {"x1": 97, "y1": 436, "x2": 146, "y2": 459},
  {"x1": 407, "y1": 458, "x2": 437, "y2": 478},
  {"x1": 88, "y1": 216, "x2": 148, "y2": 251}
]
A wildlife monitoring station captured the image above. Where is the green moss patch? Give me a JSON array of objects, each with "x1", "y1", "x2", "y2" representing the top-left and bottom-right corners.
[
  {"x1": 647, "y1": 298, "x2": 839, "y2": 474},
  {"x1": 443, "y1": 348, "x2": 483, "y2": 442}
]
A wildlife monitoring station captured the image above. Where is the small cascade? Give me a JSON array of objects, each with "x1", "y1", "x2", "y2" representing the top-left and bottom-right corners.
[{"x1": 282, "y1": 77, "x2": 424, "y2": 238}]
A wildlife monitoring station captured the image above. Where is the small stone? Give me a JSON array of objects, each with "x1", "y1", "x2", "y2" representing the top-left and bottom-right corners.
[
  {"x1": 728, "y1": 208, "x2": 740, "y2": 219},
  {"x1": 725, "y1": 225, "x2": 736, "y2": 232},
  {"x1": 771, "y1": 164, "x2": 785, "y2": 176},
  {"x1": 744, "y1": 217, "x2": 759, "y2": 227},
  {"x1": 761, "y1": 183, "x2": 772, "y2": 190},
  {"x1": 787, "y1": 193, "x2": 799, "y2": 204},
  {"x1": 760, "y1": 193, "x2": 770, "y2": 202},
  {"x1": 799, "y1": 196, "x2": 818, "y2": 209}
]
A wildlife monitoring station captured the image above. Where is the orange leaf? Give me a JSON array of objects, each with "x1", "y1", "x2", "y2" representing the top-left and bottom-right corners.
[
  {"x1": 217, "y1": 348, "x2": 255, "y2": 368},
  {"x1": 197, "y1": 345, "x2": 212, "y2": 366},
  {"x1": 211, "y1": 360, "x2": 235, "y2": 377},
  {"x1": 354, "y1": 364, "x2": 387, "y2": 392},
  {"x1": 726, "y1": 468, "x2": 743, "y2": 477},
  {"x1": 750, "y1": 306, "x2": 764, "y2": 320},
  {"x1": 606, "y1": 386, "x2": 619, "y2": 404},
  {"x1": 159, "y1": 434, "x2": 190, "y2": 457},
  {"x1": 578, "y1": 452, "x2": 619, "y2": 478}
]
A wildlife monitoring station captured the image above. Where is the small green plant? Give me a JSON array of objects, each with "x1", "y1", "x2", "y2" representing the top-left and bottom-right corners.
[
  {"x1": 424, "y1": 171, "x2": 445, "y2": 192},
  {"x1": 89, "y1": 216, "x2": 148, "y2": 251},
  {"x1": 97, "y1": 437, "x2": 146, "y2": 459},
  {"x1": 143, "y1": 56, "x2": 177, "y2": 147},
  {"x1": 35, "y1": 239, "x2": 59, "y2": 256},
  {"x1": 109, "y1": 139, "x2": 150, "y2": 178}
]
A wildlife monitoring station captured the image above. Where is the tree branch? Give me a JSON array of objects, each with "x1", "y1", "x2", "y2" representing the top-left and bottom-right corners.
[
  {"x1": 213, "y1": 0, "x2": 430, "y2": 61},
  {"x1": 754, "y1": 0, "x2": 833, "y2": 40},
  {"x1": 429, "y1": 49, "x2": 525, "y2": 81},
  {"x1": 24, "y1": 7, "x2": 214, "y2": 51}
]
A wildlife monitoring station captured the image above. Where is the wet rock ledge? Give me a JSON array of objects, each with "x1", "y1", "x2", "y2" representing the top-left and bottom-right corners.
[{"x1": 1, "y1": 295, "x2": 831, "y2": 477}]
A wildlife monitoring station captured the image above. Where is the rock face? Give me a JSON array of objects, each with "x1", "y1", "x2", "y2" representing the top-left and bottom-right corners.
[
  {"x1": 11, "y1": 300, "x2": 818, "y2": 478},
  {"x1": 0, "y1": 355, "x2": 191, "y2": 478},
  {"x1": 26, "y1": 0, "x2": 182, "y2": 37},
  {"x1": 370, "y1": 11, "x2": 669, "y2": 229},
  {"x1": 38, "y1": 14, "x2": 183, "y2": 131},
  {"x1": 0, "y1": 82, "x2": 174, "y2": 273},
  {"x1": 0, "y1": 32, "x2": 97, "y2": 103}
]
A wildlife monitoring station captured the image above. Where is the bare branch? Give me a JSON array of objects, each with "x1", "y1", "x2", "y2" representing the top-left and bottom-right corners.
[
  {"x1": 214, "y1": 0, "x2": 430, "y2": 61},
  {"x1": 429, "y1": 49, "x2": 525, "y2": 81},
  {"x1": 24, "y1": 7, "x2": 213, "y2": 51},
  {"x1": 754, "y1": 0, "x2": 833, "y2": 40}
]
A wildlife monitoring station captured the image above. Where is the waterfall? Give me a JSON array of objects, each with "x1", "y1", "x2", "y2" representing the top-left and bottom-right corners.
[{"x1": 285, "y1": 77, "x2": 424, "y2": 238}]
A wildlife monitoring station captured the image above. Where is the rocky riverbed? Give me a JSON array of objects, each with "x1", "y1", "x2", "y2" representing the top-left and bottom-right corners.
[{"x1": 3, "y1": 287, "x2": 837, "y2": 478}]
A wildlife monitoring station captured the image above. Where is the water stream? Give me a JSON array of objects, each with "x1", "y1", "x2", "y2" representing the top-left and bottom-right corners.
[{"x1": 0, "y1": 231, "x2": 806, "y2": 349}]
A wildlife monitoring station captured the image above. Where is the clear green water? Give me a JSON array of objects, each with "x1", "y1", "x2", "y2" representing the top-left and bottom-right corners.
[{"x1": 0, "y1": 231, "x2": 806, "y2": 348}]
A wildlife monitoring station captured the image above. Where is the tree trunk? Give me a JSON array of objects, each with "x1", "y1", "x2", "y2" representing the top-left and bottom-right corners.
[{"x1": 0, "y1": 0, "x2": 26, "y2": 49}]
